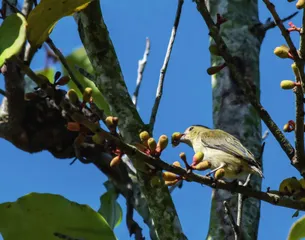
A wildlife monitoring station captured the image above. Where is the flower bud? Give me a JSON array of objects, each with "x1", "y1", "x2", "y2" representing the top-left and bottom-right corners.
[
  {"x1": 83, "y1": 87, "x2": 93, "y2": 102},
  {"x1": 192, "y1": 152, "x2": 204, "y2": 166},
  {"x1": 283, "y1": 123, "x2": 290, "y2": 132},
  {"x1": 179, "y1": 152, "x2": 186, "y2": 161},
  {"x1": 105, "y1": 116, "x2": 118, "y2": 129},
  {"x1": 209, "y1": 44, "x2": 221, "y2": 56},
  {"x1": 165, "y1": 179, "x2": 179, "y2": 186},
  {"x1": 296, "y1": 0, "x2": 305, "y2": 9},
  {"x1": 56, "y1": 76, "x2": 70, "y2": 86},
  {"x1": 172, "y1": 161, "x2": 181, "y2": 167},
  {"x1": 280, "y1": 80, "x2": 297, "y2": 90},
  {"x1": 291, "y1": 62, "x2": 298, "y2": 77},
  {"x1": 157, "y1": 135, "x2": 168, "y2": 152},
  {"x1": 67, "y1": 89, "x2": 79, "y2": 104},
  {"x1": 279, "y1": 177, "x2": 301, "y2": 195},
  {"x1": 215, "y1": 168, "x2": 225, "y2": 180},
  {"x1": 147, "y1": 138, "x2": 157, "y2": 152},
  {"x1": 110, "y1": 156, "x2": 121, "y2": 167},
  {"x1": 193, "y1": 161, "x2": 211, "y2": 170},
  {"x1": 139, "y1": 131, "x2": 150, "y2": 143},
  {"x1": 171, "y1": 132, "x2": 182, "y2": 146},
  {"x1": 67, "y1": 122, "x2": 80, "y2": 132},
  {"x1": 162, "y1": 171, "x2": 178, "y2": 181},
  {"x1": 274, "y1": 45, "x2": 290, "y2": 58}
]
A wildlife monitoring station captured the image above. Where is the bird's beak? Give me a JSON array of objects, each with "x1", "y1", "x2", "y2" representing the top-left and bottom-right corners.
[{"x1": 179, "y1": 133, "x2": 186, "y2": 141}]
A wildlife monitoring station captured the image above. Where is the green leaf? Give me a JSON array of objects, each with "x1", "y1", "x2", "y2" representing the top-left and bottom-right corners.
[
  {"x1": 288, "y1": 215, "x2": 305, "y2": 240},
  {"x1": 63, "y1": 47, "x2": 110, "y2": 115},
  {"x1": 98, "y1": 188, "x2": 123, "y2": 229},
  {"x1": 27, "y1": 0, "x2": 93, "y2": 48},
  {"x1": 24, "y1": 68, "x2": 55, "y2": 93},
  {"x1": 0, "y1": 192, "x2": 116, "y2": 240},
  {"x1": 0, "y1": 13, "x2": 27, "y2": 67}
]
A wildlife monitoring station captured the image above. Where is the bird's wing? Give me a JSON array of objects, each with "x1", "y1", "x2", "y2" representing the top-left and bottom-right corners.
[{"x1": 200, "y1": 129, "x2": 261, "y2": 167}]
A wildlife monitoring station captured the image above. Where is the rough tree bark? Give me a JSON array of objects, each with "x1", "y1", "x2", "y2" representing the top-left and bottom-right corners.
[{"x1": 206, "y1": 1, "x2": 263, "y2": 239}]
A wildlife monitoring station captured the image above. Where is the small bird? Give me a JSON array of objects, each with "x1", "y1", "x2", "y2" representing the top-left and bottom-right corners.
[{"x1": 179, "y1": 125, "x2": 263, "y2": 179}]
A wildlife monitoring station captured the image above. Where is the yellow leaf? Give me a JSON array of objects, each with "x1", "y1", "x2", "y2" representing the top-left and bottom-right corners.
[
  {"x1": 27, "y1": 0, "x2": 93, "y2": 48},
  {"x1": 0, "y1": 13, "x2": 27, "y2": 67}
]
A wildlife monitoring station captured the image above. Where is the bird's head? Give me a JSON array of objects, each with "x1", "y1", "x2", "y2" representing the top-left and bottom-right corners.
[{"x1": 179, "y1": 125, "x2": 210, "y2": 146}]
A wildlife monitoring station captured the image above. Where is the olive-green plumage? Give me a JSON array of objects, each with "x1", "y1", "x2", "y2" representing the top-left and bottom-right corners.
[{"x1": 180, "y1": 125, "x2": 263, "y2": 179}]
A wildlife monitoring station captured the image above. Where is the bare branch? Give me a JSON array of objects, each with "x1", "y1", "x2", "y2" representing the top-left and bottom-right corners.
[
  {"x1": 223, "y1": 201, "x2": 240, "y2": 240},
  {"x1": 263, "y1": 11, "x2": 298, "y2": 31},
  {"x1": 149, "y1": 0, "x2": 184, "y2": 132},
  {"x1": 235, "y1": 174, "x2": 252, "y2": 240},
  {"x1": 133, "y1": 37, "x2": 150, "y2": 106}
]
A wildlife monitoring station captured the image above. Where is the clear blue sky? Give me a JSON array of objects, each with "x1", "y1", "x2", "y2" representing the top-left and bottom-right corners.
[{"x1": 0, "y1": 0, "x2": 303, "y2": 239}]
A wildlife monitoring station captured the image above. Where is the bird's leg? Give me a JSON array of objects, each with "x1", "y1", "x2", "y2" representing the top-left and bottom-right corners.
[{"x1": 205, "y1": 163, "x2": 226, "y2": 177}]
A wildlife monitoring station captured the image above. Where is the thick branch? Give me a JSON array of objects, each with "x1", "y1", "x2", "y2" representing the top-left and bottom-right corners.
[
  {"x1": 74, "y1": 2, "x2": 186, "y2": 239},
  {"x1": 149, "y1": 0, "x2": 184, "y2": 132}
]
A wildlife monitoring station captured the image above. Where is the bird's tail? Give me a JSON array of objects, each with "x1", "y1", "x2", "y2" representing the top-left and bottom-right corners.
[{"x1": 251, "y1": 165, "x2": 264, "y2": 178}]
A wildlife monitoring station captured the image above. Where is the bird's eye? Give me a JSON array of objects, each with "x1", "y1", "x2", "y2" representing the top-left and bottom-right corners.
[{"x1": 189, "y1": 127, "x2": 194, "y2": 131}]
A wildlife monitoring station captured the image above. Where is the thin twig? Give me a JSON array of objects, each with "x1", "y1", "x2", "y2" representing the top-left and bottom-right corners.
[
  {"x1": 300, "y1": 9, "x2": 305, "y2": 59},
  {"x1": 133, "y1": 37, "x2": 150, "y2": 106},
  {"x1": 263, "y1": 11, "x2": 298, "y2": 31},
  {"x1": 223, "y1": 201, "x2": 240, "y2": 240},
  {"x1": 45, "y1": 38, "x2": 84, "y2": 93},
  {"x1": 149, "y1": 0, "x2": 184, "y2": 132},
  {"x1": 262, "y1": 130, "x2": 269, "y2": 140},
  {"x1": 195, "y1": 0, "x2": 303, "y2": 176},
  {"x1": 236, "y1": 174, "x2": 252, "y2": 237},
  {"x1": 262, "y1": 0, "x2": 305, "y2": 174},
  {"x1": 0, "y1": 89, "x2": 6, "y2": 97}
]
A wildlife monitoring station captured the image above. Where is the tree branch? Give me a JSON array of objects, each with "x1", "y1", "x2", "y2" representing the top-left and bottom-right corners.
[
  {"x1": 262, "y1": 0, "x2": 305, "y2": 175},
  {"x1": 263, "y1": 11, "x2": 298, "y2": 31},
  {"x1": 149, "y1": 0, "x2": 184, "y2": 132},
  {"x1": 194, "y1": 0, "x2": 305, "y2": 176},
  {"x1": 300, "y1": 9, "x2": 305, "y2": 58},
  {"x1": 223, "y1": 201, "x2": 240, "y2": 240},
  {"x1": 132, "y1": 37, "x2": 150, "y2": 106},
  {"x1": 74, "y1": 1, "x2": 186, "y2": 239},
  {"x1": 60, "y1": 110, "x2": 305, "y2": 212}
]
